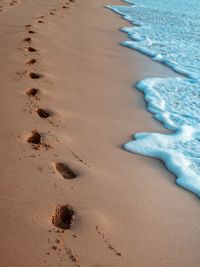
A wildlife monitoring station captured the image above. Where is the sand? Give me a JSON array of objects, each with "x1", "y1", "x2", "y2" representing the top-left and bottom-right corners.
[{"x1": 0, "y1": 0, "x2": 200, "y2": 266}]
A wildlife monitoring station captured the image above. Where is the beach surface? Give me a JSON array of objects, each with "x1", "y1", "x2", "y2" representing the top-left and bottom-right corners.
[{"x1": 0, "y1": 0, "x2": 200, "y2": 266}]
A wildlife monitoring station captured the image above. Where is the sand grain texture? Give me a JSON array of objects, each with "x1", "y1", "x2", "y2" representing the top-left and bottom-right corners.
[{"x1": 0, "y1": 0, "x2": 200, "y2": 266}]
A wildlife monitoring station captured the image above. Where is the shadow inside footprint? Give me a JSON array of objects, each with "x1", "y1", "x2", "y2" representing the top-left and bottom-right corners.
[
  {"x1": 28, "y1": 30, "x2": 35, "y2": 34},
  {"x1": 27, "y1": 130, "x2": 41, "y2": 144},
  {"x1": 26, "y1": 88, "x2": 38, "y2": 97},
  {"x1": 52, "y1": 205, "x2": 74, "y2": 230},
  {"x1": 29, "y1": 72, "x2": 40, "y2": 79},
  {"x1": 23, "y1": 37, "x2": 31, "y2": 42},
  {"x1": 26, "y1": 58, "x2": 36, "y2": 64},
  {"x1": 55, "y1": 163, "x2": 76, "y2": 179},
  {"x1": 36, "y1": 108, "x2": 50, "y2": 118},
  {"x1": 27, "y1": 46, "x2": 37, "y2": 52}
]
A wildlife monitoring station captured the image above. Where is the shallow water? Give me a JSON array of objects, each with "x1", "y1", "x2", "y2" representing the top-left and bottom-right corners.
[{"x1": 107, "y1": 0, "x2": 200, "y2": 197}]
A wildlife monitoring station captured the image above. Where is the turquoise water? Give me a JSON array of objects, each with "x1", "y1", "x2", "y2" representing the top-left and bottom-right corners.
[{"x1": 107, "y1": 0, "x2": 200, "y2": 197}]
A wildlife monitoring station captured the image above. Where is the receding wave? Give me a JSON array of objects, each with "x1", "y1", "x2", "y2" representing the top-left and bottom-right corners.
[{"x1": 107, "y1": 0, "x2": 200, "y2": 197}]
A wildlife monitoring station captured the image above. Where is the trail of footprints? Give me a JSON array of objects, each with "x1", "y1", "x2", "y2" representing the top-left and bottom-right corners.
[
  {"x1": 18, "y1": 0, "x2": 122, "y2": 265},
  {"x1": 20, "y1": 1, "x2": 83, "y2": 265},
  {"x1": 0, "y1": 0, "x2": 25, "y2": 13}
]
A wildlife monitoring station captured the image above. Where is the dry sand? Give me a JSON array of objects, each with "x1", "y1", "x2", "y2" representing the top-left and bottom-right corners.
[{"x1": 0, "y1": 0, "x2": 200, "y2": 266}]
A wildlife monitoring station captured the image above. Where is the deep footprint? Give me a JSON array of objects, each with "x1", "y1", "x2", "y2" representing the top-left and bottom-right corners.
[
  {"x1": 27, "y1": 46, "x2": 37, "y2": 52},
  {"x1": 52, "y1": 205, "x2": 74, "y2": 230},
  {"x1": 36, "y1": 108, "x2": 50, "y2": 118},
  {"x1": 29, "y1": 72, "x2": 40, "y2": 79},
  {"x1": 26, "y1": 88, "x2": 38, "y2": 97},
  {"x1": 28, "y1": 30, "x2": 35, "y2": 34},
  {"x1": 23, "y1": 37, "x2": 31, "y2": 42},
  {"x1": 27, "y1": 130, "x2": 41, "y2": 144},
  {"x1": 26, "y1": 58, "x2": 36, "y2": 64},
  {"x1": 55, "y1": 163, "x2": 76, "y2": 179}
]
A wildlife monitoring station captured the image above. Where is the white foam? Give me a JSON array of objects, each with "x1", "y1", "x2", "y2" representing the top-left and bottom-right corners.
[{"x1": 107, "y1": 0, "x2": 200, "y2": 197}]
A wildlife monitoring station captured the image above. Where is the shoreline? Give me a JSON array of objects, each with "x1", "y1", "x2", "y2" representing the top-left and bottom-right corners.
[
  {"x1": 0, "y1": 0, "x2": 200, "y2": 266},
  {"x1": 110, "y1": 1, "x2": 200, "y2": 199}
]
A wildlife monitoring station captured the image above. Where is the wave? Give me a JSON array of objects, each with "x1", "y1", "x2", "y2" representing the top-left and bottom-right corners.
[{"x1": 107, "y1": 0, "x2": 200, "y2": 197}]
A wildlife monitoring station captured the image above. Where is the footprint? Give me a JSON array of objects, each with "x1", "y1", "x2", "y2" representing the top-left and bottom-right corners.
[
  {"x1": 28, "y1": 30, "x2": 35, "y2": 34},
  {"x1": 23, "y1": 37, "x2": 31, "y2": 42},
  {"x1": 27, "y1": 130, "x2": 41, "y2": 144},
  {"x1": 52, "y1": 205, "x2": 74, "y2": 230},
  {"x1": 55, "y1": 163, "x2": 76, "y2": 179},
  {"x1": 25, "y1": 24, "x2": 31, "y2": 28},
  {"x1": 49, "y1": 12, "x2": 55, "y2": 15},
  {"x1": 29, "y1": 72, "x2": 40, "y2": 79},
  {"x1": 36, "y1": 108, "x2": 50, "y2": 118},
  {"x1": 26, "y1": 88, "x2": 39, "y2": 97},
  {"x1": 27, "y1": 46, "x2": 37, "y2": 52},
  {"x1": 26, "y1": 58, "x2": 36, "y2": 64},
  {"x1": 37, "y1": 20, "x2": 44, "y2": 23}
]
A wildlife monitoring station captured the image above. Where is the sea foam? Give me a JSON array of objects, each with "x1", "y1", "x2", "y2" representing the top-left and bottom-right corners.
[{"x1": 107, "y1": 0, "x2": 200, "y2": 197}]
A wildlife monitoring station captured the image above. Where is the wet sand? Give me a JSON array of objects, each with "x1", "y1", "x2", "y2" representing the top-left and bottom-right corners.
[{"x1": 0, "y1": 0, "x2": 200, "y2": 266}]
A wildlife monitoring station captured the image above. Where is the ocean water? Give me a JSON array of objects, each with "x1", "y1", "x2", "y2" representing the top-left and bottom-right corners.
[{"x1": 107, "y1": 0, "x2": 200, "y2": 197}]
